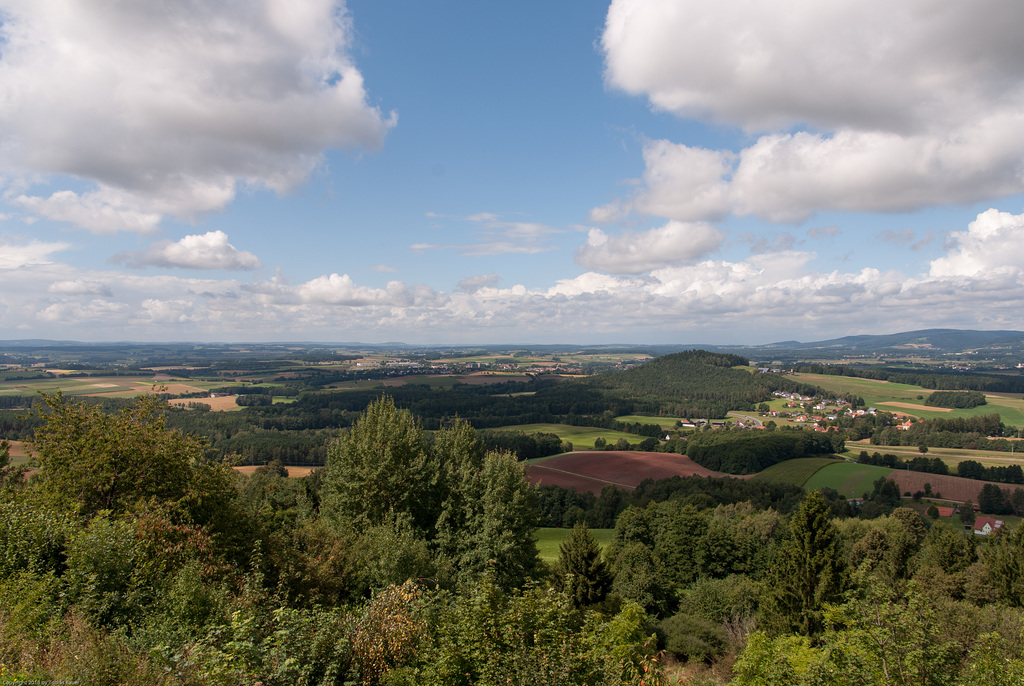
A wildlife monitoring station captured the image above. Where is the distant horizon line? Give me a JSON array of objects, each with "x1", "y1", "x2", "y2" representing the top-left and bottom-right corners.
[{"x1": 1, "y1": 327, "x2": 1022, "y2": 350}]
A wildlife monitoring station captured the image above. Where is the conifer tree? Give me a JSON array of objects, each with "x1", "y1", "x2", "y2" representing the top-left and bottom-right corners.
[
  {"x1": 554, "y1": 522, "x2": 613, "y2": 607},
  {"x1": 764, "y1": 490, "x2": 846, "y2": 637}
]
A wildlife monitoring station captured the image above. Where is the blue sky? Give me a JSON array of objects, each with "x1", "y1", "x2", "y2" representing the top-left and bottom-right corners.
[{"x1": 2, "y1": 0, "x2": 1024, "y2": 345}]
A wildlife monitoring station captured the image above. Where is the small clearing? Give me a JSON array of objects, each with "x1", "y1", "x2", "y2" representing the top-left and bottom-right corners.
[{"x1": 234, "y1": 465, "x2": 316, "y2": 478}]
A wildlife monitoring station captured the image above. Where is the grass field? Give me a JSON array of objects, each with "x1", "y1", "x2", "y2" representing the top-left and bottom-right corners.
[
  {"x1": 493, "y1": 423, "x2": 639, "y2": 449},
  {"x1": 535, "y1": 527, "x2": 614, "y2": 563},
  {"x1": 0, "y1": 375, "x2": 241, "y2": 398},
  {"x1": 751, "y1": 457, "x2": 840, "y2": 487},
  {"x1": 614, "y1": 415, "x2": 687, "y2": 431},
  {"x1": 803, "y1": 462, "x2": 897, "y2": 498},
  {"x1": 844, "y1": 439, "x2": 1024, "y2": 470},
  {"x1": 792, "y1": 372, "x2": 1024, "y2": 426}
]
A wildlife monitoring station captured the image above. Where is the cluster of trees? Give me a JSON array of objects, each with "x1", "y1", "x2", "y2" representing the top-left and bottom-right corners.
[
  {"x1": 926, "y1": 390, "x2": 988, "y2": 408},
  {"x1": 857, "y1": 450, "x2": 952, "y2": 474},
  {"x1": 685, "y1": 429, "x2": 840, "y2": 474},
  {"x1": 4, "y1": 391, "x2": 1024, "y2": 683},
  {"x1": 957, "y1": 458, "x2": 1024, "y2": 485},
  {"x1": 872, "y1": 413, "x2": 1016, "y2": 452},
  {"x1": 535, "y1": 477, "x2": 805, "y2": 529},
  {"x1": 477, "y1": 429, "x2": 569, "y2": 460},
  {"x1": 0, "y1": 394, "x2": 663, "y2": 684},
  {"x1": 598, "y1": 486, "x2": 1024, "y2": 683},
  {"x1": 976, "y1": 482, "x2": 1024, "y2": 516}
]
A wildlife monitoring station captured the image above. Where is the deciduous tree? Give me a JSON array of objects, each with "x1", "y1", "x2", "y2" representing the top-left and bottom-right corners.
[{"x1": 321, "y1": 396, "x2": 437, "y2": 532}]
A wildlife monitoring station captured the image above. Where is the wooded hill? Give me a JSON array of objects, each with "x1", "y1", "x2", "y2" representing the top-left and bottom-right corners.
[{"x1": 278, "y1": 349, "x2": 782, "y2": 430}]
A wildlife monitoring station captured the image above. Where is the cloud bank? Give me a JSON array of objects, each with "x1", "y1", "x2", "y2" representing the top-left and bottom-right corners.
[
  {"x1": 3, "y1": 208, "x2": 1021, "y2": 343},
  {"x1": 598, "y1": 0, "x2": 1024, "y2": 223},
  {"x1": 0, "y1": 0, "x2": 394, "y2": 233}
]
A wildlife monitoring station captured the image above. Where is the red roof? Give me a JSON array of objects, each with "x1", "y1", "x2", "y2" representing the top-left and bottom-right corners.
[{"x1": 973, "y1": 516, "x2": 1005, "y2": 534}]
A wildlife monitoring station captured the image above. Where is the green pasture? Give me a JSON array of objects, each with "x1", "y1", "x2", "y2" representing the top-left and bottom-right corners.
[
  {"x1": 843, "y1": 440, "x2": 1024, "y2": 466},
  {"x1": 803, "y1": 462, "x2": 896, "y2": 499},
  {"x1": 844, "y1": 439, "x2": 1024, "y2": 470},
  {"x1": 792, "y1": 372, "x2": 1024, "y2": 425},
  {"x1": 492, "y1": 423, "x2": 639, "y2": 449},
  {"x1": 0, "y1": 377, "x2": 143, "y2": 396},
  {"x1": 614, "y1": 415, "x2": 687, "y2": 431},
  {"x1": 535, "y1": 527, "x2": 614, "y2": 563},
  {"x1": 751, "y1": 457, "x2": 840, "y2": 488}
]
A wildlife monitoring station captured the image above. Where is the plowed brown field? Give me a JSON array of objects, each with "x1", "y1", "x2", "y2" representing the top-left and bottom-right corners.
[
  {"x1": 526, "y1": 451, "x2": 735, "y2": 495},
  {"x1": 886, "y1": 470, "x2": 1015, "y2": 504}
]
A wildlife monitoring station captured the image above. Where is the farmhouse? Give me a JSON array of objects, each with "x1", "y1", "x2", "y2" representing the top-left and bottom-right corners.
[{"x1": 973, "y1": 516, "x2": 1005, "y2": 535}]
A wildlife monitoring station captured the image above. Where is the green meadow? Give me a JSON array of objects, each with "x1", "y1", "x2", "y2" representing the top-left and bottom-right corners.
[
  {"x1": 750, "y1": 457, "x2": 840, "y2": 488},
  {"x1": 803, "y1": 462, "x2": 897, "y2": 499},
  {"x1": 844, "y1": 439, "x2": 1024, "y2": 470},
  {"x1": 492, "y1": 423, "x2": 639, "y2": 449},
  {"x1": 535, "y1": 527, "x2": 615, "y2": 563},
  {"x1": 614, "y1": 415, "x2": 688, "y2": 430}
]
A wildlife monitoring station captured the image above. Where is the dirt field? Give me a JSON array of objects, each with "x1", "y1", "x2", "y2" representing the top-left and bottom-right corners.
[
  {"x1": 886, "y1": 470, "x2": 1015, "y2": 505},
  {"x1": 878, "y1": 401, "x2": 953, "y2": 413},
  {"x1": 526, "y1": 451, "x2": 732, "y2": 495},
  {"x1": 234, "y1": 465, "x2": 316, "y2": 478},
  {"x1": 4, "y1": 439, "x2": 29, "y2": 458},
  {"x1": 167, "y1": 395, "x2": 240, "y2": 411}
]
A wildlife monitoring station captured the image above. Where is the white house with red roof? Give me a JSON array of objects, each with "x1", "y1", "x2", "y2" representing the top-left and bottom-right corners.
[{"x1": 973, "y1": 516, "x2": 1005, "y2": 535}]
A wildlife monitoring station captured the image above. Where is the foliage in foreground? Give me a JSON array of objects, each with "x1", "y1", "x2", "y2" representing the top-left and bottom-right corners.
[{"x1": 5, "y1": 392, "x2": 1024, "y2": 684}]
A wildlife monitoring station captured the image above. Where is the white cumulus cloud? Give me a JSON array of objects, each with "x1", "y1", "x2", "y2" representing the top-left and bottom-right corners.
[
  {"x1": 599, "y1": 0, "x2": 1024, "y2": 222},
  {"x1": 930, "y1": 208, "x2": 1024, "y2": 278},
  {"x1": 114, "y1": 231, "x2": 263, "y2": 271},
  {"x1": 575, "y1": 221, "x2": 723, "y2": 274},
  {"x1": 0, "y1": 0, "x2": 394, "y2": 233},
  {"x1": 0, "y1": 238, "x2": 70, "y2": 269}
]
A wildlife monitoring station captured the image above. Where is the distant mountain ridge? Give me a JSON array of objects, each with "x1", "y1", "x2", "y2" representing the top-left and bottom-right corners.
[
  {"x1": 1, "y1": 328, "x2": 1022, "y2": 354},
  {"x1": 765, "y1": 329, "x2": 1024, "y2": 352}
]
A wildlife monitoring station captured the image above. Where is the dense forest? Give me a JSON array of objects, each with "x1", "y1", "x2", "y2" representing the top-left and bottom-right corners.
[{"x1": 3, "y1": 392, "x2": 1024, "y2": 684}]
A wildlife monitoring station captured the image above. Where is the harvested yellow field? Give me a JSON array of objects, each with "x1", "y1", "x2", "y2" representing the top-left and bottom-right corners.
[{"x1": 167, "y1": 395, "x2": 240, "y2": 411}]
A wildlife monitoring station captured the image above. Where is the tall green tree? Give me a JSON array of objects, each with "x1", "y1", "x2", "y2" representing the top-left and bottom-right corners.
[
  {"x1": 554, "y1": 522, "x2": 613, "y2": 607},
  {"x1": 321, "y1": 396, "x2": 438, "y2": 532},
  {"x1": 433, "y1": 418, "x2": 486, "y2": 581},
  {"x1": 435, "y1": 442, "x2": 543, "y2": 591},
  {"x1": 763, "y1": 490, "x2": 846, "y2": 637},
  {"x1": 468, "y1": 449, "x2": 542, "y2": 591}
]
